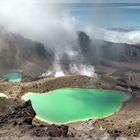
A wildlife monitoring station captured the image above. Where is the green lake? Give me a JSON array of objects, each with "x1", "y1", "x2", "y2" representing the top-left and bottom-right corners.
[
  {"x1": 22, "y1": 88, "x2": 130, "y2": 124},
  {"x1": 2, "y1": 73, "x2": 22, "y2": 83}
]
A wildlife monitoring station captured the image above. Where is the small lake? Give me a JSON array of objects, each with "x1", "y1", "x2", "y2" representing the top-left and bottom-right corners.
[
  {"x1": 1, "y1": 72, "x2": 22, "y2": 83},
  {"x1": 22, "y1": 88, "x2": 130, "y2": 124}
]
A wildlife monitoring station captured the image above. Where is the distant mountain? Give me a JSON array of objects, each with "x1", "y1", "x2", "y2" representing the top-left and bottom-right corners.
[{"x1": 78, "y1": 31, "x2": 140, "y2": 65}]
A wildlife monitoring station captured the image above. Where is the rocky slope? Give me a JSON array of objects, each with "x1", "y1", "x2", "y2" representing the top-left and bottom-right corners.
[
  {"x1": 0, "y1": 73, "x2": 140, "y2": 139},
  {"x1": 0, "y1": 28, "x2": 53, "y2": 76},
  {"x1": 78, "y1": 31, "x2": 140, "y2": 64}
]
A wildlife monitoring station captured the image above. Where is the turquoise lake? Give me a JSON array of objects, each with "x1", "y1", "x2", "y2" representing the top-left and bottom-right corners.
[{"x1": 22, "y1": 88, "x2": 130, "y2": 124}]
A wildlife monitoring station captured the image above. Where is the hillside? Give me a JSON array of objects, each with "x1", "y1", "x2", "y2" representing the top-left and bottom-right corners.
[{"x1": 0, "y1": 28, "x2": 53, "y2": 76}]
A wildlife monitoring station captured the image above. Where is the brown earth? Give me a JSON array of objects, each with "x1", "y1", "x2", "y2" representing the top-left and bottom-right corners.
[{"x1": 0, "y1": 66, "x2": 140, "y2": 139}]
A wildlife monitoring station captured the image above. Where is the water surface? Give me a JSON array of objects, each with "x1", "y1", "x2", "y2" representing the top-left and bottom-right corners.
[
  {"x1": 2, "y1": 73, "x2": 22, "y2": 83},
  {"x1": 22, "y1": 88, "x2": 129, "y2": 124}
]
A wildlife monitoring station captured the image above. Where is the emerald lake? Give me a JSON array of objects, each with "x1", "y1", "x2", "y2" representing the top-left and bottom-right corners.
[
  {"x1": 2, "y1": 73, "x2": 22, "y2": 83},
  {"x1": 22, "y1": 88, "x2": 130, "y2": 124}
]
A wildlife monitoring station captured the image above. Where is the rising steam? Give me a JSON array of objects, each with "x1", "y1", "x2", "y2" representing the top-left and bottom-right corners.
[
  {"x1": 69, "y1": 64, "x2": 96, "y2": 77},
  {"x1": 0, "y1": 0, "x2": 96, "y2": 77},
  {"x1": 0, "y1": 0, "x2": 139, "y2": 77}
]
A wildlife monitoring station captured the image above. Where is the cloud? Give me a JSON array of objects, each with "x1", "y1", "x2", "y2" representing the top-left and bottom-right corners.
[
  {"x1": 0, "y1": 0, "x2": 97, "y2": 77},
  {"x1": 104, "y1": 29, "x2": 140, "y2": 44},
  {"x1": 0, "y1": 0, "x2": 81, "y2": 51},
  {"x1": 1, "y1": 0, "x2": 139, "y2": 77},
  {"x1": 85, "y1": 25, "x2": 140, "y2": 44}
]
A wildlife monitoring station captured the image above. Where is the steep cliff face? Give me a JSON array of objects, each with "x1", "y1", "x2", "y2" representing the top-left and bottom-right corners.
[{"x1": 0, "y1": 28, "x2": 54, "y2": 75}]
